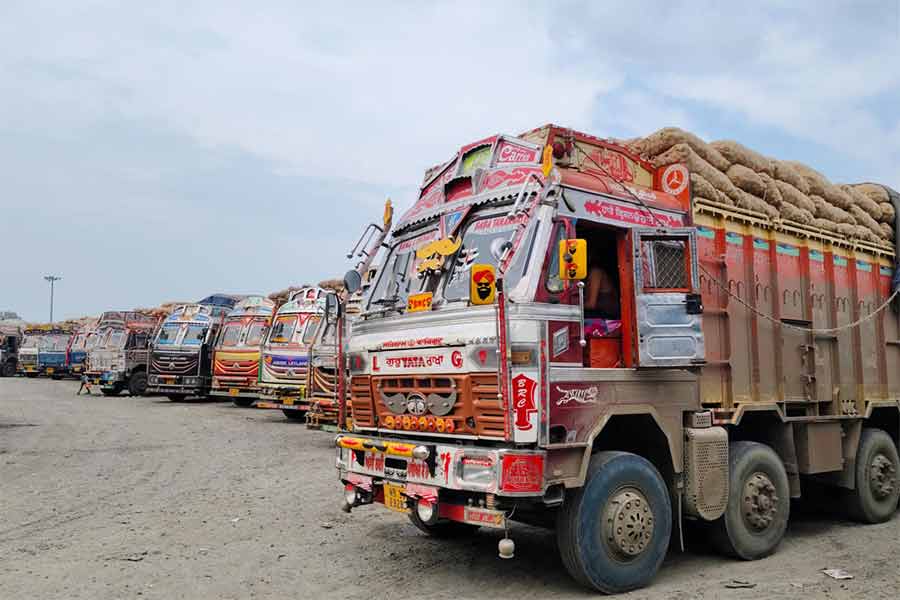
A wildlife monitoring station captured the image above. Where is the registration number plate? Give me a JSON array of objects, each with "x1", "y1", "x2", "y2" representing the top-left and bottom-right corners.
[
  {"x1": 25, "y1": 367, "x2": 35, "y2": 372},
  {"x1": 46, "y1": 368, "x2": 54, "y2": 374},
  {"x1": 382, "y1": 483, "x2": 409, "y2": 513},
  {"x1": 229, "y1": 388, "x2": 240, "y2": 397},
  {"x1": 94, "y1": 378, "x2": 101, "y2": 384},
  {"x1": 282, "y1": 397, "x2": 294, "y2": 406},
  {"x1": 164, "y1": 377, "x2": 176, "y2": 384}
]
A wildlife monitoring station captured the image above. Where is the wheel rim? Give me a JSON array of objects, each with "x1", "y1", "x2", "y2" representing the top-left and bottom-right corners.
[
  {"x1": 601, "y1": 487, "x2": 655, "y2": 561},
  {"x1": 869, "y1": 453, "x2": 897, "y2": 500},
  {"x1": 741, "y1": 471, "x2": 779, "y2": 532}
]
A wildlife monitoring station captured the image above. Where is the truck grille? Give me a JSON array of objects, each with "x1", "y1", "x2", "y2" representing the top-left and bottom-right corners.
[
  {"x1": 151, "y1": 353, "x2": 198, "y2": 375},
  {"x1": 350, "y1": 374, "x2": 505, "y2": 438},
  {"x1": 214, "y1": 357, "x2": 259, "y2": 377},
  {"x1": 262, "y1": 361, "x2": 307, "y2": 385}
]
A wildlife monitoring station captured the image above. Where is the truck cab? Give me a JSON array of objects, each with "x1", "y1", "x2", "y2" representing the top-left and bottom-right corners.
[
  {"x1": 147, "y1": 295, "x2": 239, "y2": 400},
  {"x1": 210, "y1": 296, "x2": 275, "y2": 406},
  {"x1": 66, "y1": 320, "x2": 99, "y2": 377},
  {"x1": 88, "y1": 311, "x2": 158, "y2": 396},
  {"x1": 0, "y1": 326, "x2": 21, "y2": 377},
  {"x1": 256, "y1": 287, "x2": 326, "y2": 420},
  {"x1": 18, "y1": 328, "x2": 73, "y2": 378}
]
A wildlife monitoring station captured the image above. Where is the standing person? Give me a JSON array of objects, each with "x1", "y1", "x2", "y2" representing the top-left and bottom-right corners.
[{"x1": 76, "y1": 373, "x2": 93, "y2": 396}]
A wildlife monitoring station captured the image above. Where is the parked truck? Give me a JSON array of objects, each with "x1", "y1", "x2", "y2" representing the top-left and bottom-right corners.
[
  {"x1": 87, "y1": 311, "x2": 159, "y2": 396},
  {"x1": 18, "y1": 326, "x2": 73, "y2": 378},
  {"x1": 210, "y1": 296, "x2": 275, "y2": 406},
  {"x1": 66, "y1": 318, "x2": 99, "y2": 377},
  {"x1": 147, "y1": 294, "x2": 239, "y2": 400},
  {"x1": 333, "y1": 125, "x2": 900, "y2": 593},
  {"x1": 255, "y1": 287, "x2": 327, "y2": 420},
  {"x1": 0, "y1": 322, "x2": 22, "y2": 377}
]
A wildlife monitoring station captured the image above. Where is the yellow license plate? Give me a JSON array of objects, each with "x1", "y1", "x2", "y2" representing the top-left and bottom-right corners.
[
  {"x1": 94, "y1": 378, "x2": 101, "y2": 384},
  {"x1": 283, "y1": 397, "x2": 294, "y2": 406},
  {"x1": 383, "y1": 482, "x2": 409, "y2": 513},
  {"x1": 229, "y1": 388, "x2": 240, "y2": 397},
  {"x1": 164, "y1": 377, "x2": 175, "y2": 384},
  {"x1": 46, "y1": 368, "x2": 54, "y2": 374},
  {"x1": 25, "y1": 367, "x2": 35, "y2": 372}
]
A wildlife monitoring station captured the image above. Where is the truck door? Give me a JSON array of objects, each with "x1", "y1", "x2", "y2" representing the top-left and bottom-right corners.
[{"x1": 632, "y1": 228, "x2": 705, "y2": 367}]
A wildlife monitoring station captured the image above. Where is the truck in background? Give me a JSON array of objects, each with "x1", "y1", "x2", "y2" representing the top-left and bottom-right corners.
[
  {"x1": 65, "y1": 318, "x2": 99, "y2": 378},
  {"x1": 147, "y1": 294, "x2": 239, "y2": 400},
  {"x1": 87, "y1": 311, "x2": 159, "y2": 396},
  {"x1": 210, "y1": 296, "x2": 275, "y2": 406},
  {"x1": 333, "y1": 125, "x2": 900, "y2": 593},
  {"x1": 17, "y1": 326, "x2": 73, "y2": 378},
  {"x1": 0, "y1": 320, "x2": 22, "y2": 377},
  {"x1": 255, "y1": 287, "x2": 326, "y2": 420}
]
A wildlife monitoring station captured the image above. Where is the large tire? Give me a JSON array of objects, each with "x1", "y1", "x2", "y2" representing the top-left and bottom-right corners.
[
  {"x1": 282, "y1": 409, "x2": 306, "y2": 421},
  {"x1": 25, "y1": 372, "x2": 38, "y2": 378},
  {"x1": 407, "y1": 511, "x2": 479, "y2": 538},
  {"x1": 712, "y1": 441, "x2": 789, "y2": 560},
  {"x1": 128, "y1": 371, "x2": 148, "y2": 396},
  {"x1": 233, "y1": 397, "x2": 255, "y2": 408},
  {"x1": 845, "y1": 429, "x2": 900, "y2": 523},
  {"x1": 167, "y1": 394, "x2": 187, "y2": 402},
  {"x1": 101, "y1": 387, "x2": 122, "y2": 397},
  {"x1": 2, "y1": 361, "x2": 15, "y2": 377},
  {"x1": 557, "y1": 451, "x2": 672, "y2": 594}
]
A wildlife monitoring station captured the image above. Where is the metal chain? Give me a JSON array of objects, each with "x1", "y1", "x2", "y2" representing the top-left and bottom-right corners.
[{"x1": 570, "y1": 143, "x2": 898, "y2": 335}]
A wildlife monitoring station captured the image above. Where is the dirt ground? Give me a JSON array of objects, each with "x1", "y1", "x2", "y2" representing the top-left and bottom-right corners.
[{"x1": 1, "y1": 378, "x2": 898, "y2": 599}]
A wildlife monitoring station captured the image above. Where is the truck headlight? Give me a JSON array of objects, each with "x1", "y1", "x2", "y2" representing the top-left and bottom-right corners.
[{"x1": 184, "y1": 376, "x2": 201, "y2": 386}]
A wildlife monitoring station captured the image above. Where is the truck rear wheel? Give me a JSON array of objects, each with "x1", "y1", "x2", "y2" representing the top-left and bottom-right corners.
[
  {"x1": 557, "y1": 451, "x2": 671, "y2": 594},
  {"x1": 712, "y1": 441, "x2": 789, "y2": 560},
  {"x1": 282, "y1": 409, "x2": 306, "y2": 421},
  {"x1": 128, "y1": 372, "x2": 148, "y2": 396},
  {"x1": 845, "y1": 429, "x2": 900, "y2": 523},
  {"x1": 2, "y1": 361, "x2": 14, "y2": 377}
]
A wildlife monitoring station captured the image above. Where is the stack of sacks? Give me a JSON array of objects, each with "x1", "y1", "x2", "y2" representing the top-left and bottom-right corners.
[{"x1": 628, "y1": 128, "x2": 895, "y2": 245}]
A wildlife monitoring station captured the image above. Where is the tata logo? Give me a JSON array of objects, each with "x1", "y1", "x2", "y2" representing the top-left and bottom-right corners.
[
  {"x1": 167, "y1": 362, "x2": 175, "y2": 369},
  {"x1": 406, "y1": 392, "x2": 427, "y2": 416},
  {"x1": 232, "y1": 363, "x2": 240, "y2": 369}
]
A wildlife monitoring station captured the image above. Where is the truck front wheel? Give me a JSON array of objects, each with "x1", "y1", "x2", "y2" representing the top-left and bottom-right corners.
[
  {"x1": 557, "y1": 451, "x2": 671, "y2": 594},
  {"x1": 845, "y1": 429, "x2": 900, "y2": 523},
  {"x1": 101, "y1": 386, "x2": 122, "y2": 397},
  {"x1": 2, "y1": 361, "x2": 15, "y2": 377},
  {"x1": 712, "y1": 441, "x2": 790, "y2": 560},
  {"x1": 128, "y1": 372, "x2": 148, "y2": 396},
  {"x1": 233, "y1": 398, "x2": 254, "y2": 408},
  {"x1": 282, "y1": 409, "x2": 306, "y2": 421}
]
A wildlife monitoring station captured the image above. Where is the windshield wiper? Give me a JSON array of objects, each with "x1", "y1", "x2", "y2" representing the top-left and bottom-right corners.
[{"x1": 372, "y1": 296, "x2": 399, "y2": 306}]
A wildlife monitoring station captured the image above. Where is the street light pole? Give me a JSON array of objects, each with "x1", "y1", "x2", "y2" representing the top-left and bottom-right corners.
[{"x1": 44, "y1": 275, "x2": 62, "y2": 323}]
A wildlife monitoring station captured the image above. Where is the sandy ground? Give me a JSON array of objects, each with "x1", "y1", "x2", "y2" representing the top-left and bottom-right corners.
[{"x1": 1, "y1": 377, "x2": 899, "y2": 599}]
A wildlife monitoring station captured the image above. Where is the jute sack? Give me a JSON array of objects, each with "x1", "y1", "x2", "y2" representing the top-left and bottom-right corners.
[
  {"x1": 836, "y1": 223, "x2": 857, "y2": 237},
  {"x1": 852, "y1": 183, "x2": 890, "y2": 204},
  {"x1": 812, "y1": 217, "x2": 839, "y2": 233},
  {"x1": 757, "y1": 172, "x2": 783, "y2": 206},
  {"x1": 690, "y1": 173, "x2": 718, "y2": 202},
  {"x1": 773, "y1": 161, "x2": 810, "y2": 194},
  {"x1": 850, "y1": 204, "x2": 883, "y2": 238},
  {"x1": 821, "y1": 183, "x2": 853, "y2": 211},
  {"x1": 839, "y1": 184, "x2": 882, "y2": 221},
  {"x1": 735, "y1": 189, "x2": 778, "y2": 218},
  {"x1": 776, "y1": 180, "x2": 816, "y2": 214},
  {"x1": 635, "y1": 128, "x2": 731, "y2": 171},
  {"x1": 779, "y1": 201, "x2": 815, "y2": 226},
  {"x1": 880, "y1": 223, "x2": 895, "y2": 241},
  {"x1": 726, "y1": 164, "x2": 766, "y2": 197},
  {"x1": 785, "y1": 161, "x2": 830, "y2": 196},
  {"x1": 810, "y1": 195, "x2": 855, "y2": 224},
  {"x1": 710, "y1": 140, "x2": 774, "y2": 175},
  {"x1": 652, "y1": 143, "x2": 744, "y2": 205},
  {"x1": 879, "y1": 202, "x2": 895, "y2": 223}
]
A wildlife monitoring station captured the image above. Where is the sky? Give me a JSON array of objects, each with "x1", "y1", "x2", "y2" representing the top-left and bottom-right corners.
[{"x1": 1, "y1": 1, "x2": 898, "y2": 322}]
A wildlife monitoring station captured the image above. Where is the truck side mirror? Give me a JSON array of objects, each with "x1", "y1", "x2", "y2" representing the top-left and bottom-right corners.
[
  {"x1": 558, "y1": 239, "x2": 587, "y2": 280},
  {"x1": 324, "y1": 292, "x2": 342, "y2": 325},
  {"x1": 343, "y1": 269, "x2": 362, "y2": 295}
]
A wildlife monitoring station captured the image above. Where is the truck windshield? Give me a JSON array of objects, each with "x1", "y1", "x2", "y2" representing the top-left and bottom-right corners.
[
  {"x1": 156, "y1": 324, "x2": 180, "y2": 346},
  {"x1": 301, "y1": 316, "x2": 321, "y2": 344},
  {"x1": 71, "y1": 334, "x2": 85, "y2": 350},
  {"x1": 22, "y1": 336, "x2": 39, "y2": 348},
  {"x1": 219, "y1": 323, "x2": 241, "y2": 347},
  {"x1": 108, "y1": 331, "x2": 126, "y2": 348},
  {"x1": 443, "y1": 212, "x2": 536, "y2": 301},
  {"x1": 245, "y1": 321, "x2": 267, "y2": 346},
  {"x1": 365, "y1": 229, "x2": 437, "y2": 311},
  {"x1": 183, "y1": 325, "x2": 207, "y2": 346},
  {"x1": 85, "y1": 333, "x2": 98, "y2": 349},
  {"x1": 269, "y1": 315, "x2": 297, "y2": 345},
  {"x1": 43, "y1": 335, "x2": 70, "y2": 351}
]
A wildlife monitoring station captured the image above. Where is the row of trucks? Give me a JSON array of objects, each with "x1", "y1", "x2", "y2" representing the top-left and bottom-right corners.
[{"x1": 329, "y1": 124, "x2": 900, "y2": 593}]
